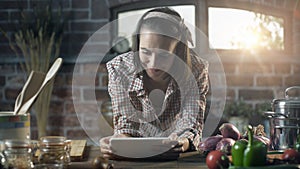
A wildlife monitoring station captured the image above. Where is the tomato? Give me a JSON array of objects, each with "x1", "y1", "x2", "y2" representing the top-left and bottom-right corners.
[
  {"x1": 206, "y1": 150, "x2": 230, "y2": 169},
  {"x1": 282, "y1": 148, "x2": 300, "y2": 164}
]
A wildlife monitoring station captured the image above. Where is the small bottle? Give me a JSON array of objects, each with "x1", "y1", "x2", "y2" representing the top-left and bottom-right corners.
[
  {"x1": 3, "y1": 139, "x2": 33, "y2": 169},
  {"x1": 38, "y1": 136, "x2": 70, "y2": 169}
]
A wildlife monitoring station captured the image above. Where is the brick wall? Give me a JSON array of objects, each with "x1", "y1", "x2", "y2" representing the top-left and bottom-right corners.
[
  {"x1": 0, "y1": 0, "x2": 111, "y2": 142},
  {"x1": 0, "y1": 0, "x2": 300, "y2": 143}
]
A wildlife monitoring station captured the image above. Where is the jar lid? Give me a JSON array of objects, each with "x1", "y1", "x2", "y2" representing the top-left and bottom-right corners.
[
  {"x1": 39, "y1": 136, "x2": 66, "y2": 146},
  {"x1": 4, "y1": 139, "x2": 31, "y2": 148}
]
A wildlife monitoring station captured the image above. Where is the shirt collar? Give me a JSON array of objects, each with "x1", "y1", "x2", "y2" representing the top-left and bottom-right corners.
[
  {"x1": 128, "y1": 71, "x2": 145, "y2": 97},
  {"x1": 165, "y1": 78, "x2": 179, "y2": 97},
  {"x1": 128, "y1": 71, "x2": 179, "y2": 97}
]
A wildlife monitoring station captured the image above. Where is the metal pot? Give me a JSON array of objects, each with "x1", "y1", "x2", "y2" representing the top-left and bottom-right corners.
[{"x1": 265, "y1": 86, "x2": 300, "y2": 150}]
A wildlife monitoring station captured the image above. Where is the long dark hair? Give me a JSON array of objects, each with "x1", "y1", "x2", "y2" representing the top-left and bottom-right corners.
[{"x1": 131, "y1": 7, "x2": 192, "y2": 76}]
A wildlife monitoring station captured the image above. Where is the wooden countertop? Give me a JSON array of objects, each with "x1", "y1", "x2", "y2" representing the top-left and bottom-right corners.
[
  {"x1": 68, "y1": 146, "x2": 209, "y2": 169},
  {"x1": 67, "y1": 147, "x2": 300, "y2": 169}
]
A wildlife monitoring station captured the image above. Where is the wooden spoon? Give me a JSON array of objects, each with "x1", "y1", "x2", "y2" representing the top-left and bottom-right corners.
[
  {"x1": 14, "y1": 71, "x2": 45, "y2": 115},
  {"x1": 14, "y1": 58, "x2": 63, "y2": 115}
]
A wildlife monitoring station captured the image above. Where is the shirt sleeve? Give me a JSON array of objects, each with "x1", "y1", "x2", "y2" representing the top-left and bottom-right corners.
[
  {"x1": 174, "y1": 58, "x2": 209, "y2": 151},
  {"x1": 106, "y1": 55, "x2": 142, "y2": 137}
]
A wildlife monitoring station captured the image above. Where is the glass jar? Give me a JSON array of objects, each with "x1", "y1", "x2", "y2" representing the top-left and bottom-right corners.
[
  {"x1": 37, "y1": 136, "x2": 70, "y2": 169},
  {"x1": 3, "y1": 139, "x2": 33, "y2": 169}
]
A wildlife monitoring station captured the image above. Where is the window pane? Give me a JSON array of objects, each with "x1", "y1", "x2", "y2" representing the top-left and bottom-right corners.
[
  {"x1": 209, "y1": 7, "x2": 284, "y2": 50},
  {"x1": 117, "y1": 5, "x2": 195, "y2": 47}
]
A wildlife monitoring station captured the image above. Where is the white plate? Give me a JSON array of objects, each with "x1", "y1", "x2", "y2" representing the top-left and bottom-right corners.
[{"x1": 110, "y1": 137, "x2": 178, "y2": 158}]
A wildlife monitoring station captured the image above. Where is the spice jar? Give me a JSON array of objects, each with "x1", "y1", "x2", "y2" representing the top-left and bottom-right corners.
[
  {"x1": 37, "y1": 136, "x2": 70, "y2": 169},
  {"x1": 3, "y1": 139, "x2": 33, "y2": 169}
]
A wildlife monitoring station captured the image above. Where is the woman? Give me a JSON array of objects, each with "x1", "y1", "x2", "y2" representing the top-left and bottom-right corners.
[{"x1": 100, "y1": 7, "x2": 209, "y2": 159}]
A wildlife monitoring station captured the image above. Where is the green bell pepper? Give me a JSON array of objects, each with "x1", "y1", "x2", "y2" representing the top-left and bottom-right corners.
[
  {"x1": 231, "y1": 139, "x2": 248, "y2": 166},
  {"x1": 294, "y1": 134, "x2": 300, "y2": 152},
  {"x1": 243, "y1": 125, "x2": 268, "y2": 167}
]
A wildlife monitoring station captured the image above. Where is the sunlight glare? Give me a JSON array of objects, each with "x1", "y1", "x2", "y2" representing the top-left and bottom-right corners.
[{"x1": 209, "y1": 7, "x2": 284, "y2": 50}]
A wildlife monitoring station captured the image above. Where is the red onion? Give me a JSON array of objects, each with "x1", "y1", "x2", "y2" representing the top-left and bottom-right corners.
[
  {"x1": 219, "y1": 123, "x2": 241, "y2": 140},
  {"x1": 215, "y1": 138, "x2": 236, "y2": 155},
  {"x1": 198, "y1": 135, "x2": 223, "y2": 152},
  {"x1": 254, "y1": 135, "x2": 271, "y2": 146}
]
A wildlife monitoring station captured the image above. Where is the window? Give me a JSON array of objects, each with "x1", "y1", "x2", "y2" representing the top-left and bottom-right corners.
[
  {"x1": 105, "y1": 1, "x2": 200, "y2": 63},
  {"x1": 109, "y1": 0, "x2": 292, "y2": 59},
  {"x1": 209, "y1": 7, "x2": 284, "y2": 50},
  {"x1": 207, "y1": 1, "x2": 292, "y2": 54},
  {"x1": 114, "y1": 5, "x2": 196, "y2": 49}
]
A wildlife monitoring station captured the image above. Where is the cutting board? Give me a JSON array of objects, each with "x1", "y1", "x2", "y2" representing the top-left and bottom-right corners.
[
  {"x1": 229, "y1": 151, "x2": 300, "y2": 169},
  {"x1": 70, "y1": 140, "x2": 87, "y2": 161},
  {"x1": 229, "y1": 164, "x2": 300, "y2": 169},
  {"x1": 228, "y1": 151, "x2": 283, "y2": 161}
]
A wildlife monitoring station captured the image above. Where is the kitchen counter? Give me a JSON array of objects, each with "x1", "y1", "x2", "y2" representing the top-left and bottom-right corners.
[
  {"x1": 68, "y1": 146, "x2": 208, "y2": 169},
  {"x1": 63, "y1": 146, "x2": 300, "y2": 169}
]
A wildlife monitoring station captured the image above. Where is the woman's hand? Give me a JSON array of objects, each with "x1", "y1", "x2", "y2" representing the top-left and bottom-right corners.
[
  {"x1": 177, "y1": 137, "x2": 190, "y2": 152},
  {"x1": 99, "y1": 134, "x2": 130, "y2": 159},
  {"x1": 168, "y1": 133, "x2": 190, "y2": 152},
  {"x1": 99, "y1": 136, "x2": 113, "y2": 159},
  {"x1": 155, "y1": 133, "x2": 190, "y2": 160}
]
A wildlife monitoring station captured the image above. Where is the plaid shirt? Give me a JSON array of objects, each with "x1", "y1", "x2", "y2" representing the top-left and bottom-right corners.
[{"x1": 106, "y1": 51, "x2": 209, "y2": 150}]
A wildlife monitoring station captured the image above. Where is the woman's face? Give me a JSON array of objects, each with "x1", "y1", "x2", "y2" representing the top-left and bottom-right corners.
[{"x1": 139, "y1": 30, "x2": 178, "y2": 81}]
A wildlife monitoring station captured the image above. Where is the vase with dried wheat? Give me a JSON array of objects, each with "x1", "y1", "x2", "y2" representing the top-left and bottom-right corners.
[{"x1": 1, "y1": 3, "x2": 65, "y2": 138}]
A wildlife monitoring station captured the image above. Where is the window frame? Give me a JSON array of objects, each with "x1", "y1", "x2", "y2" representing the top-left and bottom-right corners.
[
  {"x1": 110, "y1": 0, "x2": 209, "y2": 55},
  {"x1": 207, "y1": 0, "x2": 293, "y2": 57},
  {"x1": 109, "y1": 0, "x2": 294, "y2": 63}
]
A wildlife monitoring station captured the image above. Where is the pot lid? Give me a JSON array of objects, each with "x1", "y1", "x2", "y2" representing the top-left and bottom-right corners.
[
  {"x1": 272, "y1": 98, "x2": 300, "y2": 108},
  {"x1": 272, "y1": 86, "x2": 300, "y2": 108}
]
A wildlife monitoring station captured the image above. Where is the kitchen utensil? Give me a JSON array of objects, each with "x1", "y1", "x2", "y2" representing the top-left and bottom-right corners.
[
  {"x1": 14, "y1": 58, "x2": 63, "y2": 115},
  {"x1": 265, "y1": 86, "x2": 300, "y2": 150},
  {"x1": 14, "y1": 71, "x2": 45, "y2": 115}
]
